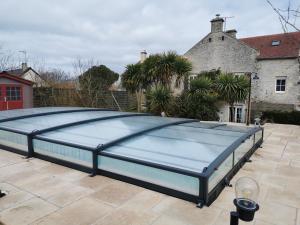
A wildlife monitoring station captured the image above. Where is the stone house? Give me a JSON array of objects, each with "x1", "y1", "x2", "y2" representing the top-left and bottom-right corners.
[{"x1": 183, "y1": 14, "x2": 300, "y2": 123}]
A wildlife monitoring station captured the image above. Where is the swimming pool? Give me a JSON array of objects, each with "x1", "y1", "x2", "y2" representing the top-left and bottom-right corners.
[{"x1": 0, "y1": 107, "x2": 263, "y2": 207}]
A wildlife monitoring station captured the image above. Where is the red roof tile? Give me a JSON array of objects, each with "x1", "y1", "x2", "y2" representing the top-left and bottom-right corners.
[
  {"x1": 0, "y1": 72, "x2": 34, "y2": 85},
  {"x1": 240, "y1": 32, "x2": 300, "y2": 59}
]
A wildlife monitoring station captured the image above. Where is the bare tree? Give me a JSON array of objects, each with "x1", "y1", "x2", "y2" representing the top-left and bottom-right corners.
[
  {"x1": 73, "y1": 58, "x2": 101, "y2": 107},
  {"x1": 0, "y1": 45, "x2": 17, "y2": 71},
  {"x1": 266, "y1": 0, "x2": 300, "y2": 32}
]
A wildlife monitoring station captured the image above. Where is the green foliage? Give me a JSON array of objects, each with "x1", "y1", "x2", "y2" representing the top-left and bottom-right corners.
[
  {"x1": 170, "y1": 92, "x2": 219, "y2": 121},
  {"x1": 197, "y1": 68, "x2": 221, "y2": 80},
  {"x1": 147, "y1": 85, "x2": 172, "y2": 115},
  {"x1": 122, "y1": 63, "x2": 143, "y2": 93},
  {"x1": 189, "y1": 77, "x2": 212, "y2": 95},
  {"x1": 261, "y1": 111, "x2": 300, "y2": 125},
  {"x1": 142, "y1": 51, "x2": 192, "y2": 87},
  {"x1": 79, "y1": 65, "x2": 119, "y2": 91},
  {"x1": 215, "y1": 73, "x2": 249, "y2": 106}
]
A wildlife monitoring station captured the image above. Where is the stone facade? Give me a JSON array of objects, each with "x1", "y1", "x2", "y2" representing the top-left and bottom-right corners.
[
  {"x1": 182, "y1": 15, "x2": 300, "y2": 122},
  {"x1": 253, "y1": 59, "x2": 300, "y2": 106},
  {"x1": 184, "y1": 32, "x2": 258, "y2": 75}
]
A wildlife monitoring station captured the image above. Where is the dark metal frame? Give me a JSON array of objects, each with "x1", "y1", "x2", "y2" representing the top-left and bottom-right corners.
[{"x1": 0, "y1": 108, "x2": 263, "y2": 207}]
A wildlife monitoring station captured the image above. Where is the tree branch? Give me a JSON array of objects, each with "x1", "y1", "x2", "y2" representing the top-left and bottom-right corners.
[{"x1": 266, "y1": 0, "x2": 300, "y2": 32}]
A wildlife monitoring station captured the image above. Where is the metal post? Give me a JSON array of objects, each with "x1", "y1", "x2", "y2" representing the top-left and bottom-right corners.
[
  {"x1": 246, "y1": 73, "x2": 252, "y2": 126},
  {"x1": 230, "y1": 211, "x2": 239, "y2": 225},
  {"x1": 27, "y1": 134, "x2": 34, "y2": 158},
  {"x1": 90, "y1": 150, "x2": 98, "y2": 177}
]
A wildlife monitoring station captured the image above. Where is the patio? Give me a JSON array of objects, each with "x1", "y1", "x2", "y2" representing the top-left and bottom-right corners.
[{"x1": 0, "y1": 123, "x2": 299, "y2": 225}]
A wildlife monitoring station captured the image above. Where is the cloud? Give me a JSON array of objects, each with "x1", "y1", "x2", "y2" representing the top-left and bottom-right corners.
[{"x1": 0, "y1": 0, "x2": 297, "y2": 74}]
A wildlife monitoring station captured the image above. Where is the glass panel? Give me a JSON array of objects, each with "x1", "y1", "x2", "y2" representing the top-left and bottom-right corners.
[
  {"x1": 0, "y1": 111, "x2": 127, "y2": 133},
  {"x1": 37, "y1": 116, "x2": 186, "y2": 148},
  {"x1": 178, "y1": 122, "x2": 225, "y2": 129},
  {"x1": 0, "y1": 107, "x2": 88, "y2": 120},
  {"x1": 0, "y1": 130, "x2": 27, "y2": 151},
  {"x1": 208, "y1": 153, "x2": 233, "y2": 192},
  {"x1": 171, "y1": 124, "x2": 246, "y2": 137},
  {"x1": 214, "y1": 125, "x2": 251, "y2": 133},
  {"x1": 234, "y1": 135, "x2": 254, "y2": 165},
  {"x1": 255, "y1": 130, "x2": 263, "y2": 143},
  {"x1": 34, "y1": 140, "x2": 92, "y2": 167},
  {"x1": 98, "y1": 156, "x2": 199, "y2": 196},
  {"x1": 149, "y1": 125, "x2": 238, "y2": 146}
]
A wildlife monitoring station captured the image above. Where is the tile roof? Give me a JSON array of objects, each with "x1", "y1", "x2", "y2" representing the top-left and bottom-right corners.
[
  {"x1": 0, "y1": 71, "x2": 34, "y2": 85},
  {"x1": 240, "y1": 31, "x2": 300, "y2": 59},
  {"x1": 5, "y1": 67, "x2": 39, "y2": 77}
]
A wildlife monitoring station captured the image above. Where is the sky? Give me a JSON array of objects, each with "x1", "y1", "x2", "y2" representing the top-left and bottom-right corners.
[{"x1": 0, "y1": 0, "x2": 298, "y2": 75}]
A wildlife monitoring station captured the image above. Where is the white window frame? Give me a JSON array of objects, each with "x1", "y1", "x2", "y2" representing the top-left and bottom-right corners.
[{"x1": 275, "y1": 76, "x2": 287, "y2": 93}]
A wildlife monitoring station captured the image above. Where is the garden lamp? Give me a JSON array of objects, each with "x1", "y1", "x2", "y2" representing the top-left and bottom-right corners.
[{"x1": 230, "y1": 177, "x2": 259, "y2": 225}]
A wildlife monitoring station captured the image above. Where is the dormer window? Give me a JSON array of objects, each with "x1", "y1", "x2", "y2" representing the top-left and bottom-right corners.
[{"x1": 272, "y1": 40, "x2": 281, "y2": 46}]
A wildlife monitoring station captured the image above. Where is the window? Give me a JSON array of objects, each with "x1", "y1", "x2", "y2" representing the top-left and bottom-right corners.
[
  {"x1": 275, "y1": 78, "x2": 286, "y2": 92},
  {"x1": 272, "y1": 40, "x2": 281, "y2": 46},
  {"x1": 221, "y1": 36, "x2": 225, "y2": 41},
  {"x1": 189, "y1": 75, "x2": 197, "y2": 81},
  {"x1": 6, "y1": 86, "x2": 21, "y2": 101},
  {"x1": 208, "y1": 38, "x2": 212, "y2": 42}
]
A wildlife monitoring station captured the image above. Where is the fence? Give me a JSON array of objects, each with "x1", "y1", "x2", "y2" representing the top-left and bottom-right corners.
[{"x1": 33, "y1": 87, "x2": 137, "y2": 111}]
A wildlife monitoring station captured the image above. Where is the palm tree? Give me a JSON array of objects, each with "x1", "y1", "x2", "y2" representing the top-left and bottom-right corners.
[
  {"x1": 122, "y1": 63, "x2": 149, "y2": 112},
  {"x1": 143, "y1": 51, "x2": 192, "y2": 87},
  {"x1": 215, "y1": 73, "x2": 249, "y2": 122},
  {"x1": 147, "y1": 85, "x2": 172, "y2": 115}
]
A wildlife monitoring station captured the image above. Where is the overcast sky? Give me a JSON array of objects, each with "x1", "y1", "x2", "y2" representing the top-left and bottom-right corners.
[{"x1": 0, "y1": 0, "x2": 298, "y2": 75}]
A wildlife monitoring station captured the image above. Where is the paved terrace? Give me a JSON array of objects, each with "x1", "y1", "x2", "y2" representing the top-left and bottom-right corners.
[{"x1": 0, "y1": 123, "x2": 299, "y2": 225}]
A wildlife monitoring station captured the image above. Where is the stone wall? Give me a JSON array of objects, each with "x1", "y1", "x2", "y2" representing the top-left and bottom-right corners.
[
  {"x1": 184, "y1": 32, "x2": 258, "y2": 74},
  {"x1": 252, "y1": 58, "x2": 300, "y2": 107}
]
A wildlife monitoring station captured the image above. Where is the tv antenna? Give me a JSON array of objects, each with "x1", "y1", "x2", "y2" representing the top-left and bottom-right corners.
[
  {"x1": 222, "y1": 16, "x2": 235, "y2": 31},
  {"x1": 19, "y1": 50, "x2": 27, "y2": 63}
]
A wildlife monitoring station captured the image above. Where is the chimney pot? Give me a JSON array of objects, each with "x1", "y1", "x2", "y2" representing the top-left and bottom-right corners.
[
  {"x1": 226, "y1": 29, "x2": 237, "y2": 38},
  {"x1": 21, "y1": 63, "x2": 28, "y2": 72},
  {"x1": 140, "y1": 50, "x2": 147, "y2": 63},
  {"x1": 210, "y1": 14, "x2": 224, "y2": 33}
]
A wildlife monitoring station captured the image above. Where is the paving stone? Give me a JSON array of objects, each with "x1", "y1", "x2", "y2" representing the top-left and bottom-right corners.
[
  {"x1": 31, "y1": 197, "x2": 113, "y2": 225},
  {"x1": 90, "y1": 180, "x2": 143, "y2": 207},
  {"x1": 0, "y1": 197, "x2": 58, "y2": 225}
]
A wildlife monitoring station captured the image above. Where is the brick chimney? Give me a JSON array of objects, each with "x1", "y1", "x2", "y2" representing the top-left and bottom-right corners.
[
  {"x1": 210, "y1": 14, "x2": 224, "y2": 32},
  {"x1": 226, "y1": 29, "x2": 237, "y2": 38},
  {"x1": 140, "y1": 50, "x2": 147, "y2": 63}
]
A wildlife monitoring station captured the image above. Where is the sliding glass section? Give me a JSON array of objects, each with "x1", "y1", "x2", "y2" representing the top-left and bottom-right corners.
[
  {"x1": 234, "y1": 134, "x2": 255, "y2": 165},
  {"x1": 208, "y1": 153, "x2": 234, "y2": 192},
  {"x1": 0, "y1": 107, "x2": 86, "y2": 120},
  {"x1": 0, "y1": 130, "x2": 27, "y2": 151},
  {"x1": 255, "y1": 130, "x2": 263, "y2": 143},
  {"x1": 36, "y1": 116, "x2": 186, "y2": 148},
  {"x1": 33, "y1": 140, "x2": 92, "y2": 167},
  {"x1": 0, "y1": 111, "x2": 128, "y2": 133},
  {"x1": 98, "y1": 155, "x2": 200, "y2": 196}
]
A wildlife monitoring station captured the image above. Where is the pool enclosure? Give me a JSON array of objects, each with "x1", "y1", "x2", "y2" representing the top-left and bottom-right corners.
[{"x1": 0, "y1": 107, "x2": 263, "y2": 206}]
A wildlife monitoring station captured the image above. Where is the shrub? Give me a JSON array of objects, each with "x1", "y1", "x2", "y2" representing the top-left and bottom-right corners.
[{"x1": 261, "y1": 111, "x2": 300, "y2": 125}]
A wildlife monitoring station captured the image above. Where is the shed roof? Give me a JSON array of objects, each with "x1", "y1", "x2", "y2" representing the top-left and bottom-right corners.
[{"x1": 0, "y1": 71, "x2": 34, "y2": 85}]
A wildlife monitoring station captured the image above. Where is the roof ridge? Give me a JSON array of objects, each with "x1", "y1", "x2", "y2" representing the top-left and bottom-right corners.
[{"x1": 239, "y1": 31, "x2": 300, "y2": 40}]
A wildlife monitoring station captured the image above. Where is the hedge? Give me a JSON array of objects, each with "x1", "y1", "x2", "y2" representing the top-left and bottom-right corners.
[{"x1": 261, "y1": 110, "x2": 300, "y2": 125}]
